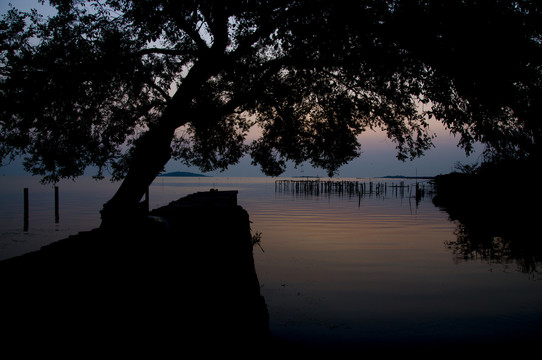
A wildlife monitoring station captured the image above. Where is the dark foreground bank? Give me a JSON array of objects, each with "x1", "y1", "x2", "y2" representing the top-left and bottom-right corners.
[{"x1": 1, "y1": 190, "x2": 271, "y2": 356}]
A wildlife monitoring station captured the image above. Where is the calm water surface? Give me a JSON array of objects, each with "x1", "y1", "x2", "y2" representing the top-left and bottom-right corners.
[{"x1": 1, "y1": 176, "x2": 541, "y2": 349}]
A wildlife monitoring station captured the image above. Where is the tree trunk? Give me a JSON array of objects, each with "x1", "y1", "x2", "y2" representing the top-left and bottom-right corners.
[
  {"x1": 99, "y1": 56, "x2": 223, "y2": 229},
  {"x1": 100, "y1": 122, "x2": 175, "y2": 229}
]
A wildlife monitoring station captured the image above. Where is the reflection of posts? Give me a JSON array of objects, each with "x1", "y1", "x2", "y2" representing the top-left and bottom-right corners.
[
  {"x1": 55, "y1": 186, "x2": 59, "y2": 224},
  {"x1": 23, "y1": 188, "x2": 29, "y2": 232},
  {"x1": 145, "y1": 187, "x2": 149, "y2": 213}
]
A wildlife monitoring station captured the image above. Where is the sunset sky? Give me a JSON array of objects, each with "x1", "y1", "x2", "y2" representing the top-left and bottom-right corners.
[
  {"x1": 167, "y1": 119, "x2": 483, "y2": 178},
  {"x1": 0, "y1": 113, "x2": 482, "y2": 178}
]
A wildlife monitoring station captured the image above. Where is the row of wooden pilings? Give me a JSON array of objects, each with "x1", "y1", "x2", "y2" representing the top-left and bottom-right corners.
[{"x1": 274, "y1": 179, "x2": 432, "y2": 199}]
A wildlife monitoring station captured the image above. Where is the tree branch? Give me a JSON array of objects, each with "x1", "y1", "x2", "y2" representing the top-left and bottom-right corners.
[
  {"x1": 145, "y1": 79, "x2": 171, "y2": 102},
  {"x1": 137, "y1": 48, "x2": 190, "y2": 57},
  {"x1": 165, "y1": 3, "x2": 210, "y2": 52},
  {"x1": 199, "y1": 3, "x2": 229, "y2": 52}
]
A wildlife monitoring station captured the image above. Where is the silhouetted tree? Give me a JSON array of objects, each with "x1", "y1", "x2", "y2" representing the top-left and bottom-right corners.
[{"x1": 1, "y1": 1, "x2": 540, "y2": 226}]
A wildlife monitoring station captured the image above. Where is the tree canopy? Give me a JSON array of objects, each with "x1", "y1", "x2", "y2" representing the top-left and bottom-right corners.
[{"x1": 1, "y1": 0, "x2": 541, "y2": 222}]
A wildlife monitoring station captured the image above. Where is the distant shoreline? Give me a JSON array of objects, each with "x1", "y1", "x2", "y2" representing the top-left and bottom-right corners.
[
  {"x1": 158, "y1": 171, "x2": 209, "y2": 177},
  {"x1": 379, "y1": 175, "x2": 435, "y2": 180},
  {"x1": 291, "y1": 175, "x2": 436, "y2": 179}
]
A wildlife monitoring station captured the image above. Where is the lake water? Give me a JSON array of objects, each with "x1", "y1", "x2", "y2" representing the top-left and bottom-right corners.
[{"x1": 1, "y1": 176, "x2": 541, "y2": 350}]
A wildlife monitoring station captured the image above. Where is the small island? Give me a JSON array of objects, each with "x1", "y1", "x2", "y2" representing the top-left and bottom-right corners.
[{"x1": 158, "y1": 171, "x2": 208, "y2": 177}]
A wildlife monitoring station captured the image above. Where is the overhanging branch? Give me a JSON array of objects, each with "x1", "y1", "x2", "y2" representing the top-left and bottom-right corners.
[{"x1": 137, "y1": 48, "x2": 191, "y2": 57}]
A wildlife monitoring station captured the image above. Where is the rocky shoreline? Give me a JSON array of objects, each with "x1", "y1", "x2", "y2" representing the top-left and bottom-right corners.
[{"x1": 1, "y1": 190, "x2": 271, "y2": 356}]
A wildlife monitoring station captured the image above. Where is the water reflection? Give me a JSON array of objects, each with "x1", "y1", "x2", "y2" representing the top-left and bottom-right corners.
[
  {"x1": 258, "y1": 177, "x2": 542, "y2": 350},
  {"x1": 435, "y1": 199, "x2": 542, "y2": 279},
  {"x1": 273, "y1": 177, "x2": 542, "y2": 279},
  {"x1": 429, "y1": 171, "x2": 541, "y2": 280}
]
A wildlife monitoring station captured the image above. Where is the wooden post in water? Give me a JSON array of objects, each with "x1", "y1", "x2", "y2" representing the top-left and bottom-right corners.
[
  {"x1": 23, "y1": 188, "x2": 29, "y2": 231},
  {"x1": 54, "y1": 186, "x2": 59, "y2": 223}
]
